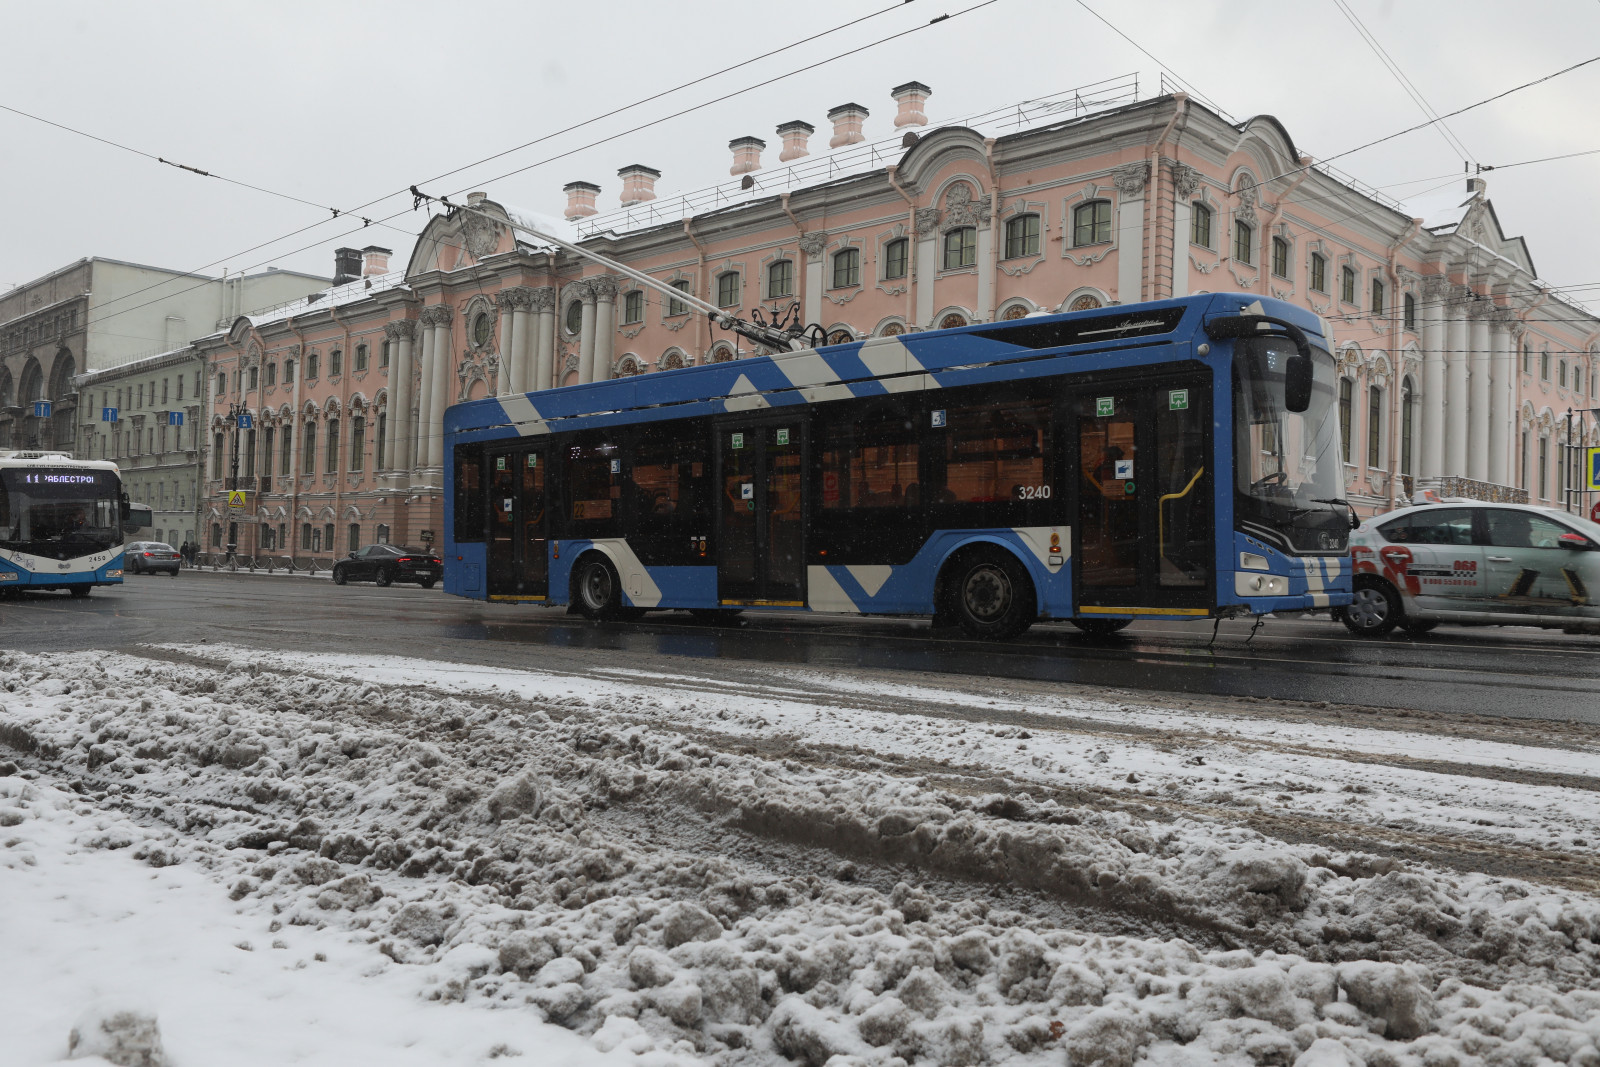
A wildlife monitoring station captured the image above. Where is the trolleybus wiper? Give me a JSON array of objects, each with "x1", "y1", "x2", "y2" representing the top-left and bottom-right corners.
[
  {"x1": 409, "y1": 186, "x2": 826, "y2": 353},
  {"x1": 1311, "y1": 497, "x2": 1361, "y2": 529}
]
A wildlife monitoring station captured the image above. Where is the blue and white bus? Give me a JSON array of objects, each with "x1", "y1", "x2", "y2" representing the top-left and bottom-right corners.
[
  {"x1": 440, "y1": 293, "x2": 1353, "y2": 637},
  {"x1": 0, "y1": 451, "x2": 127, "y2": 597}
]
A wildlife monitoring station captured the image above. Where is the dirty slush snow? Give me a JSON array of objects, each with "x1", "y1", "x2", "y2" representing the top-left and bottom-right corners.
[{"x1": 1, "y1": 645, "x2": 1597, "y2": 1066}]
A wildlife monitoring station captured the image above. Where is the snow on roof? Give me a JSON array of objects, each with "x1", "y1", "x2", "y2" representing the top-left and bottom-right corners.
[
  {"x1": 1408, "y1": 187, "x2": 1473, "y2": 232},
  {"x1": 571, "y1": 74, "x2": 1143, "y2": 240},
  {"x1": 241, "y1": 269, "x2": 409, "y2": 327},
  {"x1": 499, "y1": 203, "x2": 578, "y2": 253}
]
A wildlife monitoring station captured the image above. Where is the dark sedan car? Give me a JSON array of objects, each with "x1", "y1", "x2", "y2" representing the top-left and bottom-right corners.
[
  {"x1": 332, "y1": 544, "x2": 442, "y2": 588},
  {"x1": 125, "y1": 541, "x2": 180, "y2": 576}
]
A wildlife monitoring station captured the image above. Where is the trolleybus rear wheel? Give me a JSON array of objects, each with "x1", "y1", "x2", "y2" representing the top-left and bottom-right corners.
[
  {"x1": 946, "y1": 548, "x2": 1035, "y2": 639},
  {"x1": 1071, "y1": 617, "x2": 1131, "y2": 636},
  {"x1": 574, "y1": 555, "x2": 624, "y2": 620}
]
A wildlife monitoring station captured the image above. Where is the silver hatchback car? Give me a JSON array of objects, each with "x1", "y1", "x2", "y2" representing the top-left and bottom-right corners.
[{"x1": 1339, "y1": 502, "x2": 1600, "y2": 636}]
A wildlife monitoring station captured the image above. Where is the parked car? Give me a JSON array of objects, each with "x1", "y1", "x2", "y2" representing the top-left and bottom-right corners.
[
  {"x1": 332, "y1": 544, "x2": 442, "y2": 588},
  {"x1": 1338, "y1": 501, "x2": 1600, "y2": 636},
  {"x1": 124, "y1": 541, "x2": 180, "y2": 576}
]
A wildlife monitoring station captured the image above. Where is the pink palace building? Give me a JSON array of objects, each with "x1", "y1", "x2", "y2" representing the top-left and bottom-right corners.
[{"x1": 196, "y1": 80, "x2": 1599, "y2": 564}]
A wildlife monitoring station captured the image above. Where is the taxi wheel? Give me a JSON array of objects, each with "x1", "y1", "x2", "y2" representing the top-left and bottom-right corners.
[{"x1": 1340, "y1": 578, "x2": 1401, "y2": 637}]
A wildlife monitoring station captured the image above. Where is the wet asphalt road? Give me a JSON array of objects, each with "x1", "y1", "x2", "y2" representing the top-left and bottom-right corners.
[{"x1": 3, "y1": 569, "x2": 1596, "y2": 724}]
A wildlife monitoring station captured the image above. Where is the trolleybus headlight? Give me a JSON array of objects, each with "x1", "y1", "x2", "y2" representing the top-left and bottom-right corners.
[
  {"x1": 1234, "y1": 572, "x2": 1286, "y2": 596},
  {"x1": 0, "y1": 571, "x2": 17, "y2": 582},
  {"x1": 1239, "y1": 552, "x2": 1269, "y2": 571}
]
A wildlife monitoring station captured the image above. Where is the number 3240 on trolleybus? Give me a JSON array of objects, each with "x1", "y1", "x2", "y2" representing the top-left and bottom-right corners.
[{"x1": 441, "y1": 292, "x2": 1353, "y2": 638}]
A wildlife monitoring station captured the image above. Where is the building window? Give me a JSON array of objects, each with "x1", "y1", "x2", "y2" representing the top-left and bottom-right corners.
[
  {"x1": 831, "y1": 248, "x2": 860, "y2": 289},
  {"x1": 767, "y1": 260, "x2": 794, "y2": 299},
  {"x1": 263, "y1": 427, "x2": 274, "y2": 477},
  {"x1": 623, "y1": 290, "x2": 645, "y2": 324},
  {"x1": 349, "y1": 415, "x2": 364, "y2": 471},
  {"x1": 942, "y1": 227, "x2": 977, "y2": 269},
  {"x1": 301, "y1": 523, "x2": 312, "y2": 550},
  {"x1": 1341, "y1": 266, "x2": 1356, "y2": 305},
  {"x1": 1400, "y1": 383, "x2": 1414, "y2": 476},
  {"x1": 216, "y1": 372, "x2": 225, "y2": 396},
  {"x1": 375, "y1": 412, "x2": 386, "y2": 469},
  {"x1": 376, "y1": 523, "x2": 390, "y2": 545},
  {"x1": 176, "y1": 376, "x2": 183, "y2": 401},
  {"x1": 265, "y1": 362, "x2": 276, "y2": 387},
  {"x1": 1520, "y1": 429, "x2": 1529, "y2": 489},
  {"x1": 1371, "y1": 279, "x2": 1385, "y2": 315},
  {"x1": 715, "y1": 273, "x2": 739, "y2": 309},
  {"x1": 355, "y1": 343, "x2": 368, "y2": 372},
  {"x1": 284, "y1": 359, "x2": 294, "y2": 384},
  {"x1": 1072, "y1": 201, "x2": 1111, "y2": 247},
  {"x1": 1576, "y1": 365, "x2": 1585, "y2": 395},
  {"x1": 348, "y1": 523, "x2": 361, "y2": 553},
  {"x1": 1541, "y1": 350, "x2": 1551, "y2": 381},
  {"x1": 939, "y1": 313, "x2": 968, "y2": 330},
  {"x1": 1271, "y1": 237, "x2": 1289, "y2": 278},
  {"x1": 323, "y1": 523, "x2": 333, "y2": 553},
  {"x1": 564, "y1": 300, "x2": 583, "y2": 335},
  {"x1": 380, "y1": 341, "x2": 390, "y2": 368},
  {"x1": 881, "y1": 238, "x2": 909, "y2": 281},
  {"x1": 330, "y1": 349, "x2": 342, "y2": 376},
  {"x1": 212, "y1": 523, "x2": 223, "y2": 549},
  {"x1": 1367, "y1": 385, "x2": 1383, "y2": 469},
  {"x1": 1538, "y1": 435, "x2": 1548, "y2": 499},
  {"x1": 302, "y1": 422, "x2": 316, "y2": 474},
  {"x1": 667, "y1": 279, "x2": 691, "y2": 317},
  {"x1": 280, "y1": 425, "x2": 292, "y2": 475},
  {"x1": 1403, "y1": 292, "x2": 1416, "y2": 331},
  {"x1": 1338, "y1": 378, "x2": 1353, "y2": 463},
  {"x1": 472, "y1": 313, "x2": 491, "y2": 348},
  {"x1": 212, "y1": 432, "x2": 224, "y2": 478},
  {"x1": 1310, "y1": 253, "x2": 1327, "y2": 293},
  {"x1": 1558, "y1": 360, "x2": 1568, "y2": 388},
  {"x1": 1233, "y1": 221, "x2": 1253, "y2": 265},
  {"x1": 326, "y1": 419, "x2": 339, "y2": 475},
  {"x1": 1191, "y1": 203, "x2": 1212, "y2": 249},
  {"x1": 1004, "y1": 214, "x2": 1040, "y2": 259},
  {"x1": 307, "y1": 352, "x2": 319, "y2": 379}
]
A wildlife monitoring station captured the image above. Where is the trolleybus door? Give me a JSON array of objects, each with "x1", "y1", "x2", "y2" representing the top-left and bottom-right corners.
[
  {"x1": 1071, "y1": 381, "x2": 1211, "y2": 615},
  {"x1": 715, "y1": 419, "x2": 806, "y2": 606},
  {"x1": 486, "y1": 448, "x2": 548, "y2": 599}
]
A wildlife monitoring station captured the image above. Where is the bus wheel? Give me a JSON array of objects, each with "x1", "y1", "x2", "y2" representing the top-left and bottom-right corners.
[
  {"x1": 69, "y1": 586, "x2": 92, "y2": 599},
  {"x1": 1072, "y1": 618, "x2": 1131, "y2": 636},
  {"x1": 573, "y1": 555, "x2": 623, "y2": 620},
  {"x1": 947, "y1": 548, "x2": 1035, "y2": 639},
  {"x1": 1340, "y1": 577, "x2": 1401, "y2": 637}
]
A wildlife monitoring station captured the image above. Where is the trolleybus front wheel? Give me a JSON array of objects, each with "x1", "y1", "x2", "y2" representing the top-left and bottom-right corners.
[
  {"x1": 1071, "y1": 617, "x2": 1131, "y2": 636},
  {"x1": 69, "y1": 586, "x2": 92, "y2": 599},
  {"x1": 945, "y1": 548, "x2": 1035, "y2": 640},
  {"x1": 574, "y1": 554, "x2": 627, "y2": 621}
]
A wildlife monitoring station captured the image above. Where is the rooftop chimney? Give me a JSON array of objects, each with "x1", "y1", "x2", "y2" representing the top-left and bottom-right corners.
[
  {"x1": 617, "y1": 164, "x2": 661, "y2": 207},
  {"x1": 729, "y1": 136, "x2": 766, "y2": 176},
  {"x1": 466, "y1": 191, "x2": 488, "y2": 206},
  {"x1": 891, "y1": 81, "x2": 931, "y2": 128},
  {"x1": 563, "y1": 180, "x2": 601, "y2": 219},
  {"x1": 361, "y1": 246, "x2": 392, "y2": 276},
  {"x1": 827, "y1": 103, "x2": 869, "y2": 148},
  {"x1": 777, "y1": 120, "x2": 815, "y2": 162},
  {"x1": 333, "y1": 247, "x2": 362, "y2": 286}
]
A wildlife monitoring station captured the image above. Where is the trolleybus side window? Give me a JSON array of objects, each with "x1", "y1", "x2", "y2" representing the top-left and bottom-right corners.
[
  {"x1": 453, "y1": 445, "x2": 485, "y2": 542},
  {"x1": 630, "y1": 418, "x2": 711, "y2": 566},
  {"x1": 931, "y1": 394, "x2": 1052, "y2": 507},
  {"x1": 564, "y1": 435, "x2": 624, "y2": 537},
  {"x1": 819, "y1": 403, "x2": 920, "y2": 510}
]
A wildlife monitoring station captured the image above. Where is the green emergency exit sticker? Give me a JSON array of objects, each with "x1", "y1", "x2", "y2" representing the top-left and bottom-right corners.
[
  {"x1": 776, "y1": 428, "x2": 789, "y2": 445},
  {"x1": 495, "y1": 456, "x2": 506, "y2": 470},
  {"x1": 1169, "y1": 389, "x2": 1189, "y2": 410},
  {"x1": 1096, "y1": 397, "x2": 1115, "y2": 417},
  {"x1": 731, "y1": 433, "x2": 744, "y2": 450},
  {"x1": 527, "y1": 454, "x2": 537, "y2": 467}
]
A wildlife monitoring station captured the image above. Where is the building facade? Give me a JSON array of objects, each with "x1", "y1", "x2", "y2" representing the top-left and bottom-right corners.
[
  {"x1": 1, "y1": 258, "x2": 325, "y2": 456},
  {"x1": 73, "y1": 346, "x2": 206, "y2": 547},
  {"x1": 193, "y1": 84, "x2": 1599, "y2": 564}
]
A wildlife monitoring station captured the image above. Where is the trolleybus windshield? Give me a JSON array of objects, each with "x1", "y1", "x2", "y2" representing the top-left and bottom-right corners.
[{"x1": 0, "y1": 468, "x2": 123, "y2": 554}]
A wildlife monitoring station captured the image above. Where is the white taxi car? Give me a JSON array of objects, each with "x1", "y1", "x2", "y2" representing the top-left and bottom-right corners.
[{"x1": 1339, "y1": 501, "x2": 1600, "y2": 636}]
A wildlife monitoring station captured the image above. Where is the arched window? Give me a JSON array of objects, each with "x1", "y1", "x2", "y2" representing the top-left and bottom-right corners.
[
  {"x1": 767, "y1": 260, "x2": 794, "y2": 299},
  {"x1": 939, "y1": 313, "x2": 968, "y2": 330},
  {"x1": 1233, "y1": 221, "x2": 1253, "y2": 264},
  {"x1": 212, "y1": 432, "x2": 225, "y2": 478},
  {"x1": 711, "y1": 346, "x2": 736, "y2": 363},
  {"x1": 564, "y1": 300, "x2": 583, "y2": 334},
  {"x1": 472, "y1": 312, "x2": 492, "y2": 347},
  {"x1": 1191, "y1": 203, "x2": 1212, "y2": 248},
  {"x1": 716, "y1": 272, "x2": 740, "y2": 308},
  {"x1": 326, "y1": 419, "x2": 339, "y2": 475},
  {"x1": 1068, "y1": 294, "x2": 1103, "y2": 312},
  {"x1": 1271, "y1": 237, "x2": 1289, "y2": 278},
  {"x1": 1367, "y1": 385, "x2": 1383, "y2": 468},
  {"x1": 831, "y1": 248, "x2": 860, "y2": 289},
  {"x1": 827, "y1": 329, "x2": 854, "y2": 346},
  {"x1": 879, "y1": 322, "x2": 906, "y2": 337},
  {"x1": 1341, "y1": 266, "x2": 1356, "y2": 305},
  {"x1": 1403, "y1": 292, "x2": 1416, "y2": 331},
  {"x1": 348, "y1": 523, "x2": 361, "y2": 553},
  {"x1": 1001, "y1": 304, "x2": 1030, "y2": 321},
  {"x1": 1370, "y1": 279, "x2": 1385, "y2": 315},
  {"x1": 883, "y1": 238, "x2": 909, "y2": 280},
  {"x1": 279, "y1": 425, "x2": 292, "y2": 476},
  {"x1": 1004, "y1": 214, "x2": 1040, "y2": 259},
  {"x1": 349, "y1": 414, "x2": 364, "y2": 471},
  {"x1": 1401, "y1": 378, "x2": 1415, "y2": 476},
  {"x1": 302, "y1": 421, "x2": 317, "y2": 474},
  {"x1": 1072, "y1": 201, "x2": 1111, "y2": 247},
  {"x1": 323, "y1": 523, "x2": 334, "y2": 553},
  {"x1": 615, "y1": 357, "x2": 644, "y2": 377},
  {"x1": 942, "y1": 227, "x2": 977, "y2": 268},
  {"x1": 1310, "y1": 253, "x2": 1327, "y2": 293},
  {"x1": 1338, "y1": 378, "x2": 1353, "y2": 463}
]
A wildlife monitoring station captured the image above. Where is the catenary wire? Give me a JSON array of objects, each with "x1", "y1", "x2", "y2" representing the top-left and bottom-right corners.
[{"x1": 1070, "y1": 0, "x2": 1231, "y2": 118}]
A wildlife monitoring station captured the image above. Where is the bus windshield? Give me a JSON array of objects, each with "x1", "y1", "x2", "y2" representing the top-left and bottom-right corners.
[
  {"x1": 0, "y1": 468, "x2": 123, "y2": 553},
  {"x1": 1232, "y1": 338, "x2": 1349, "y2": 553}
]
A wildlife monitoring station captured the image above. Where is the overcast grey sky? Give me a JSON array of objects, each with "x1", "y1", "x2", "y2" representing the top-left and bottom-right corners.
[{"x1": 4, "y1": 0, "x2": 1599, "y2": 313}]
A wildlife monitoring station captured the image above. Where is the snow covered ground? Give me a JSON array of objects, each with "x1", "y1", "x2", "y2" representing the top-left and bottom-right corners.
[{"x1": 1, "y1": 644, "x2": 1596, "y2": 1066}]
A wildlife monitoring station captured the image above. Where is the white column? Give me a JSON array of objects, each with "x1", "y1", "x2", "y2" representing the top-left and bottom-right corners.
[
  {"x1": 496, "y1": 296, "x2": 516, "y2": 396},
  {"x1": 592, "y1": 276, "x2": 618, "y2": 382},
  {"x1": 1113, "y1": 161, "x2": 1150, "y2": 304},
  {"x1": 914, "y1": 209, "x2": 938, "y2": 328},
  {"x1": 1418, "y1": 277, "x2": 1449, "y2": 478},
  {"x1": 1467, "y1": 301, "x2": 1492, "y2": 481},
  {"x1": 1444, "y1": 298, "x2": 1469, "y2": 476},
  {"x1": 532, "y1": 287, "x2": 556, "y2": 391},
  {"x1": 1170, "y1": 164, "x2": 1200, "y2": 299},
  {"x1": 976, "y1": 209, "x2": 996, "y2": 321},
  {"x1": 412, "y1": 319, "x2": 435, "y2": 479},
  {"x1": 800, "y1": 234, "x2": 826, "y2": 329},
  {"x1": 426, "y1": 314, "x2": 452, "y2": 471},
  {"x1": 576, "y1": 282, "x2": 597, "y2": 384},
  {"x1": 1487, "y1": 311, "x2": 1513, "y2": 486},
  {"x1": 510, "y1": 293, "x2": 532, "y2": 395},
  {"x1": 384, "y1": 320, "x2": 415, "y2": 473}
]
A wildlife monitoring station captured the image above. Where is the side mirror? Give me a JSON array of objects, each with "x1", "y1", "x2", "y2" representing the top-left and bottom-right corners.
[
  {"x1": 1205, "y1": 313, "x2": 1316, "y2": 413},
  {"x1": 119, "y1": 492, "x2": 130, "y2": 521},
  {"x1": 1285, "y1": 354, "x2": 1314, "y2": 414},
  {"x1": 1558, "y1": 532, "x2": 1594, "y2": 550}
]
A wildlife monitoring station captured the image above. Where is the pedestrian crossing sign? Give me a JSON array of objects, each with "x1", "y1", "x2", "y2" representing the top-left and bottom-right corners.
[
  {"x1": 227, "y1": 490, "x2": 248, "y2": 507},
  {"x1": 1588, "y1": 447, "x2": 1600, "y2": 492}
]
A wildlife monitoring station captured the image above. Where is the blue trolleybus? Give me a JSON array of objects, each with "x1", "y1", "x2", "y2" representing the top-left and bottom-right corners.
[
  {"x1": 441, "y1": 293, "x2": 1353, "y2": 637},
  {"x1": 0, "y1": 451, "x2": 128, "y2": 597}
]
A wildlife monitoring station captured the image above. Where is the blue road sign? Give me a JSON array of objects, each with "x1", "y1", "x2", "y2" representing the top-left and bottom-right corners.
[
  {"x1": 167, "y1": 411, "x2": 184, "y2": 426},
  {"x1": 236, "y1": 412, "x2": 253, "y2": 429},
  {"x1": 1588, "y1": 447, "x2": 1600, "y2": 492},
  {"x1": 32, "y1": 400, "x2": 51, "y2": 418},
  {"x1": 102, "y1": 407, "x2": 118, "y2": 422}
]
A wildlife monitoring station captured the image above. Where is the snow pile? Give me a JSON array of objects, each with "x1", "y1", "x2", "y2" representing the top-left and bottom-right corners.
[{"x1": 1, "y1": 646, "x2": 1598, "y2": 1065}]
